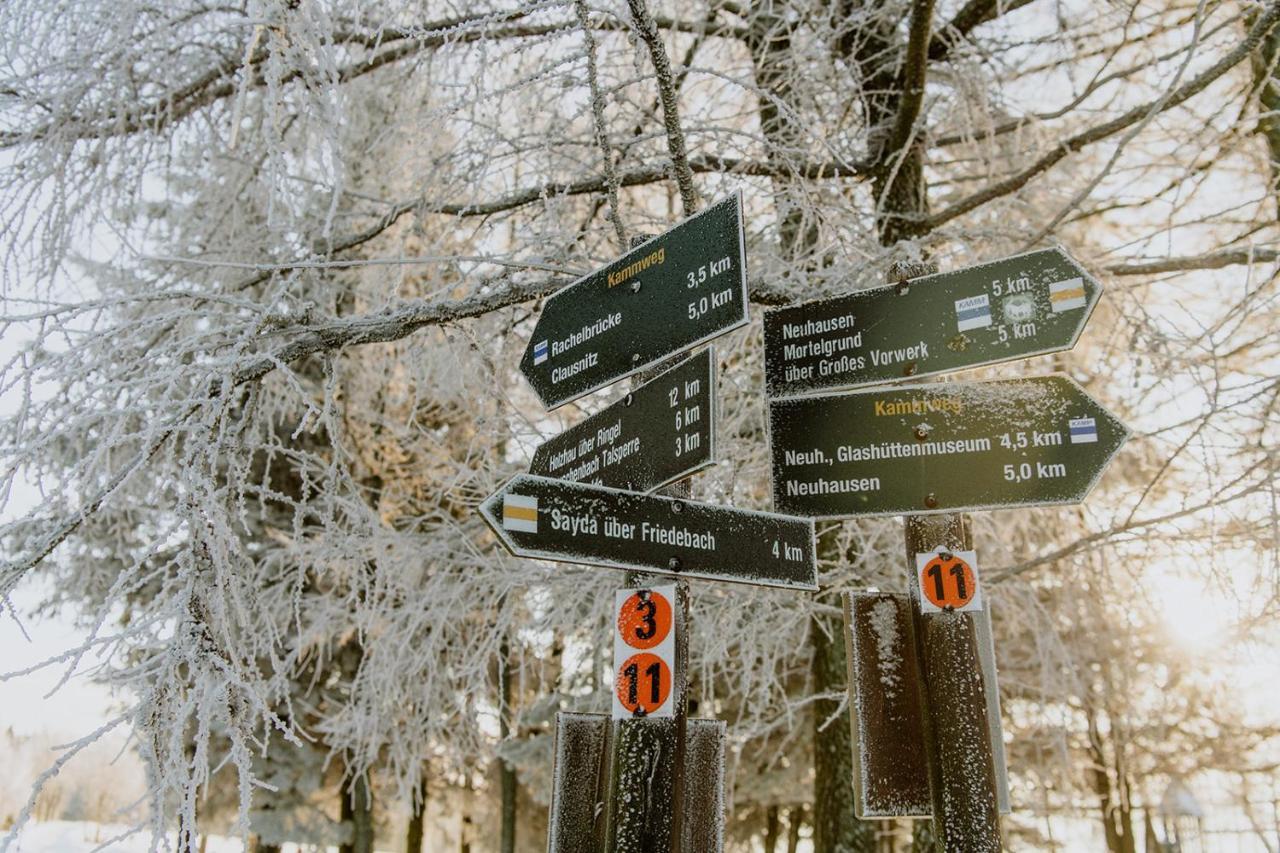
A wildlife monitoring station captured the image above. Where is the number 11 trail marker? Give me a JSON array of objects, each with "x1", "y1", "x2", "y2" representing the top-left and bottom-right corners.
[
  {"x1": 613, "y1": 586, "x2": 678, "y2": 719},
  {"x1": 520, "y1": 192, "x2": 748, "y2": 410}
]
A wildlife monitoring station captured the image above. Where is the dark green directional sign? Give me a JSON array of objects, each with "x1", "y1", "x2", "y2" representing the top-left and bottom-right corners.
[
  {"x1": 480, "y1": 474, "x2": 816, "y2": 590},
  {"x1": 763, "y1": 248, "x2": 1101, "y2": 398},
  {"x1": 521, "y1": 192, "x2": 748, "y2": 410},
  {"x1": 530, "y1": 348, "x2": 715, "y2": 492},
  {"x1": 768, "y1": 375, "x2": 1128, "y2": 518}
]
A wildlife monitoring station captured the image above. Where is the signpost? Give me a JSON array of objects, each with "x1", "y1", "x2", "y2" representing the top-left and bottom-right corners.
[
  {"x1": 842, "y1": 591, "x2": 1010, "y2": 819},
  {"x1": 768, "y1": 374, "x2": 1128, "y2": 518},
  {"x1": 604, "y1": 582, "x2": 691, "y2": 853},
  {"x1": 762, "y1": 248, "x2": 1101, "y2": 398},
  {"x1": 514, "y1": 210, "x2": 752, "y2": 853},
  {"x1": 530, "y1": 349, "x2": 716, "y2": 492},
  {"x1": 492, "y1": 184, "x2": 1122, "y2": 849},
  {"x1": 480, "y1": 474, "x2": 817, "y2": 590},
  {"x1": 820, "y1": 257, "x2": 1118, "y2": 850},
  {"x1": 520, "y1": 193, "x2": 748, "y2": 409},
  {"x1": 901, "y1": 515, "x2": 1004, "y2": 851}
]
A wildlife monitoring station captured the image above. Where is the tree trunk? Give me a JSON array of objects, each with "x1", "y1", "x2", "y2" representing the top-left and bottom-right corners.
[
  {"x1": 340, "y1": 768, "x2": 375, "y2": 853},
  {"x1": 460, "y1": 814, "x2": 473, "y2": 853},
  {"x1": 811, "y1": 605, "x2": 875, "y2": 853},
  {"x1": 1111, "y1": 721, "x2": 1136, "y2": 853},
  {"x1": 787, "y1": 806, "x2": 805, "y2": 853},
  {"x1": 499, "y1": 638, "x2": 517, "y2": 853},
  {"x1": 764, "y1": 804, "x2": 781, "y2": 852},
  {"x1": 743, "y1": 6, "x2": 872, "y2": 850},
  {"x1": 1086, "y1": 704, "x2": 1127, "y2": 853},
  {"x1": 911, "y1": 820, "x2": 938, "y2": 852},
  {"x1": 405, "y1": 771, "x2": 427, "y2": 853},
  {"x1": 1250, "y1": 7, "x2": 1280, "y2": 217}
]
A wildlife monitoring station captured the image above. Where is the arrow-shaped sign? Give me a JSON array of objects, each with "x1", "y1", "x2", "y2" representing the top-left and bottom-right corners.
[
  {"x1": 768, "y1": 375, "x2": 1128, "y2": 518},
  {"x1": 520, "y1": 192, "x2": 748, "y2": 410},
  {"x1": 763, "y1": 247, "x2": 1101, "y2": 398},
  {"x1": 480, "y1": 474, "x2": 817, "y2": 590},
  {"x1": 530, "y1": 348, "x2": 716, "y2": 493}
]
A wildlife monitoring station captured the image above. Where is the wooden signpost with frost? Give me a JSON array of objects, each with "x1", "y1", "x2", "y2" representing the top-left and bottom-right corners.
[
  {"x1": 482, "y1": 198, "x2": 821, "y2": 852},
  {"x1": 766, "y1": 258, "x2": 1128, "y2": 851}
]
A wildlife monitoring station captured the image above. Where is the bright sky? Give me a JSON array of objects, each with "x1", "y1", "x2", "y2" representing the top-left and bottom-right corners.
[{"x1": 1, "y1": 580, "x2": 120, "y2": 738}]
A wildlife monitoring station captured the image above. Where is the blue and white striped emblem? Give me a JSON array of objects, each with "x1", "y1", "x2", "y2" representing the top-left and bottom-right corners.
[
  {"x1": 1068, "y1": 417, "x2": 1098, "y2": 444},
  {"x1": 533, "y1": 339, "x2": 549, "y2": 365},
  {"x1": 955, "y1": 294, "x2": 993, "y2": 332}
]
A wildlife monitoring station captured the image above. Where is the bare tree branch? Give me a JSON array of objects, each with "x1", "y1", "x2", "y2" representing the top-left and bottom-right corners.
[
  {"x1": 926, "y1": 0, "x2": 1038, "y2": 63},
  {"x1": 575, "y1": 0, "x2": 628, "y2": 249},
  {"x1": 627, "y1": 0, "x2": 700, "y2": 215},
  {"x1": 1104, "y1": 246, "x2": 1280, "y2": 275},
  {"x1": 926, "y1": 0, "x2": 1280, "y2": 230},
  {"x1": 1, "y1": 10, "x2": 748, "y2": 150},
  {"x1": 885, "y1": 0, "x2": 936, "y2": 157}
]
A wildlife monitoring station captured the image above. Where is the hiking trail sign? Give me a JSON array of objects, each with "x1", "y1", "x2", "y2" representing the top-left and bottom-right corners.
[
  {"x1": 520, "y1": 192, "x2": 748, "y2": 410},
  {"x1": 915, "y1": 548, "x2": 983, "y2": 614},
  {"x1": 768, "y1": 374, "x2": 1128, "y2": 518},
  {"x1": 762, "y1": 247, "x2": 1101, "y2": 398},
  {"x1": 529, "y1": 349, "x2": 715, "y2": 493},
  {"x1": 612, "y1": 585, "x2": 678, "y2": 719},
  {"x1": 480, "y1": 474, "x2": 817, "y2": 590}
]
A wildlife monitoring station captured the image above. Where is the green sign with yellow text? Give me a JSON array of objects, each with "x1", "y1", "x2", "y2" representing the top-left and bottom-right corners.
[
  {"x1": 521, "y1": 193, "x2": 747, "y2": 410},
  {"x1": 768, "y1": 375, "x2": 1128, "y2": 517}
]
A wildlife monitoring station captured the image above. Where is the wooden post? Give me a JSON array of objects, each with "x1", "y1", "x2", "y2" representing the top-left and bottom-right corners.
[
  {"x1": 889, "y1": 260, "x2": 1001, "y2": 852},
  {"x1": 602, "y1": 232, "x2": 692, "y2": 853},
  {"x1": 603, "y1": 579, "x2": 689, "y2": 852},
  {"x1": 903, "y1": 514, "x2": 1002, "y2": 852}
]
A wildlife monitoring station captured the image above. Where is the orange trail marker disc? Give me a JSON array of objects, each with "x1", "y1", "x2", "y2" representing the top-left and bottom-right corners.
[
  {"x1": 618, "y1": 590, "x2": 673, "y2": 650},
  {"x1": 615, "y1": 652, "x2": 672, "y2": 716},
  {"x1": 915, "y1": 548, "x2": 983, "y2": 613}
]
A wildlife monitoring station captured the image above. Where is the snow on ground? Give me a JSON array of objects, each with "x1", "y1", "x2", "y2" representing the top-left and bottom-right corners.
[
  {"x1": 6, "y1": 822, "x2": 238, "y2": 853},
  {"x1": 5, "y1": 821, "x2": 400, "y2": 853}
]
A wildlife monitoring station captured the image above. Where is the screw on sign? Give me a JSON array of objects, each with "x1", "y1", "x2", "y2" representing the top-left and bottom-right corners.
[{"x1": 915, "y1": 548, "x2": 984, "y2": 613}]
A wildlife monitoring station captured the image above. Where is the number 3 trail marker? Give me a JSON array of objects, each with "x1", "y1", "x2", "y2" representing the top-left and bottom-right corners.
[
  {"x1": 915, "y1": 548, "x2": 983, "y2": 613},
  {"x1": 613, "y1": 585, "x2": 678, "y2": 719}
]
